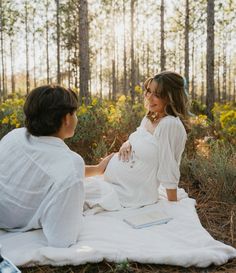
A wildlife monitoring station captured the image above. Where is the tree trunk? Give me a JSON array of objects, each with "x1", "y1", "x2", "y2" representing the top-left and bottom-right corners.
[
  {"x1": 79, "y1": 0, "x2": 90, "y2": 103},
  {"x1": 46, "y1": 0, "x2": 50, "y2": 84},
  {"x1": 160, "y1": 0, "x2": 165, "y2": 71},
  {"x1": 112, "y1": 59, "x2": 116, "y2": 100},
  {"x1": 99, "y1": 28, "x2": 103, "y2": 99},
  {"x1": 184, "y1": 0, "x2": 189, "y2": 94},
  {"x1": 123, "y1": 0, "x2": 127, "y2": 95},
  {"x1": 142, "y1": 27, "x2": 145, "y2": 78},
  {"x1": 136, "y1": 57, "x2": 140, "y2": 85},
  {"x1": 228, "y1": 55, "x2": 231, "y2": 100},
  {"x1": 191, "y1": 35, "x2": 194, "y2": 100},
  {"x1": 0, "y1": 73, "x2": 1, "y2": 102},
  {"x1": 217, "y1": 52, "x2": 220, "y2": 102},
  {"x1": 10, "y1": 39, "x2": 15, "y2": 93},
  {"x1": 178, "y1": 33, "x2": 182, "y2": 75},
  {"x1": 74, "y1": 24, "x2": 78, "y2": 89},
  {"x1": 3, "y1": 46, "x2": 7, "y2": 96},
  {"x1": 222, "y1": 43, "x2": 227, "y2": 102},
  {"x1": 32, "y1": 8, "x2": 36, "y2": 88},
  {"x1": 111, "y1": 2, "x2": 116, "y2": 100},
  {"x1": 108, "y1": 72, "x2": 111, "y2": 100},
  {"x1": 25, "y1": 0, "x2": 30, "y2": 94},
  {"x1": 68, "y1": 48, "x2": 71, "y2": 88},
  {"x1": 0, "y1": 0, "x2": 5, "y2": 99},
  {"x1": 146, "y1": 41, "x2": 150, "y2": 77},
  {"x1": 206, "y1": 0, "x2": 215, "y2": 120},
  {"x1": 116, "y1": 35, "x2": 119, "y2": 95},
  {"x1": 201, "y1": 48, "x2": 204, "y2": 104},
  {"x1": 55, "y1": 0, "x2": 61, "y2": 84},
  {"x1": 130, "y1": 0, "x2": 135, "y2": 102},
  {"x1": 233, "y1": 68, "x2": 236, "y2": 102}
]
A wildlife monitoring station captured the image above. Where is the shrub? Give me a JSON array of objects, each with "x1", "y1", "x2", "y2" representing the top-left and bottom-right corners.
[
  {"x1": 67, "y1": 95, "x2": 145, "y2": 163},
  {"x1": 212, "y1": 103, "x2": 236, "y2": 144},
  {"x1": 0, "y1": 98, "x2": 25, "y2": 139},
  {"x1": 0, "y1": 95, "x2": 144, "y2": 163},
  {"x1": 185, "y1": 114, "x2": 212, "y2": 157},
  {"x1": 181, "y1": 141, "x2": 236, "y2": 203},
  {"x1": 190, "y1": 100, "x2": 207, "y2": 115}
]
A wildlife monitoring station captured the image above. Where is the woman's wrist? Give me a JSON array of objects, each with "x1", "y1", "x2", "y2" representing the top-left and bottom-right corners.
[
  {"x1": 96, "y1": 163, "x2": 103, "y2": 175},
  {"x1": 166, "y1": 188, "x2": 177, "y2": 201},
  {"x1": 85, "y1": 165, "x2": 101, "y2": 177},
  {"x1": 85, "y1": 153, "x2": 114, "y2": 177}
]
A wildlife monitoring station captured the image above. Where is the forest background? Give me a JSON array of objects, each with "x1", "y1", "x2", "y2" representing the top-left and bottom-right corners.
[{"x1": 0, "y1": 0, "x2": 235, "y2": 272}]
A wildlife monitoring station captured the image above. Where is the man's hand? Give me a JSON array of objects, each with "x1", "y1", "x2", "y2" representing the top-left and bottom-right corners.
[
  {"x1": 97, "y1": 153, "x2": 114, "y2": 174},
  {"x1": 85, "y1": 153, "x2": 114, "y2": 177},
  {"x1": 118, "y1": 141, "x2": 132, "y2": 161}
]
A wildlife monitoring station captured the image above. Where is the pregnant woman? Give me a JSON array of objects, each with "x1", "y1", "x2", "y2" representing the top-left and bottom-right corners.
[{"x1": 85, "y1": 71, "x2": 189, "y2": 211}]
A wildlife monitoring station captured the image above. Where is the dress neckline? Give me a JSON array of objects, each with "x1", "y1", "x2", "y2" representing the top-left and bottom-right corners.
[{"x1": 142, "y1": 115, "x2": 175, "y2": 136}]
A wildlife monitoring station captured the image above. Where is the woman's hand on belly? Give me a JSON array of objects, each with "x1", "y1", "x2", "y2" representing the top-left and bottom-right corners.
[{"x1": 118, "y1": 140, "x2": 132, "y2": 162}]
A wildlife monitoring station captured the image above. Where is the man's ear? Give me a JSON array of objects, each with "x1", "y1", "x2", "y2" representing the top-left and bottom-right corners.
[{"x1": 62, "y1": 113, "x2": 70, "y2": 127}]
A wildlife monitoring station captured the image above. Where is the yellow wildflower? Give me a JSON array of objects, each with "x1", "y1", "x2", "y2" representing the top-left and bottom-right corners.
[
  {"x1": 118, "y1": 95, "x2": 126, "y2": 103},
  {"x1": 2, "y1": 116, "x2": 9, "y2": 124},
  {"x1": 91, "y1": 98, "x2": 98, "y2": 106}
]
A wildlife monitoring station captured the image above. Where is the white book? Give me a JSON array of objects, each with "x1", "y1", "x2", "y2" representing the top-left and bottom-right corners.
[
  {"x1": 123, "y1": 210, "x2": 173, "y2": 229},
  {"x1": 0, "y1": 256, "x2": 21, "y2": 273}
]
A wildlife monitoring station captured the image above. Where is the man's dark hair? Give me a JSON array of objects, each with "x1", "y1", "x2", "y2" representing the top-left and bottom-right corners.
[{"x1": 23, "y1": 85, "x2": 79, "y2": 136}]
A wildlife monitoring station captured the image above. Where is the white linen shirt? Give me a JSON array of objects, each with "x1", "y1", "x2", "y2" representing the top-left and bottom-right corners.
[{"x1": 0, "y1": 128, "x2": 85, "y2": 248}]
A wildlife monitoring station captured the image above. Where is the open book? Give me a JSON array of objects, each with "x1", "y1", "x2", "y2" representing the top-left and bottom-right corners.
[{"x1": 123, "y1": 210, "x2": 173, "y2": 229}]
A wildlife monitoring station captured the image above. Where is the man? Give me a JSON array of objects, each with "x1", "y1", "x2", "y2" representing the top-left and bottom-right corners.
[{"x1": 0, "y1": 85, "x2": 111, "y2": 247}]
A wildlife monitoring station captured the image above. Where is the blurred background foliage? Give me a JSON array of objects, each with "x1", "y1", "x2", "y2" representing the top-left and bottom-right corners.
[{"x1": 0, "y1": 94, "x2": 235, "y2": 203}]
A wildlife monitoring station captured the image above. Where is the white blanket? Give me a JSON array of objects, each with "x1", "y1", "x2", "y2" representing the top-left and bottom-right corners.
[{"x1": 0, "y1": 197, "x2": 235, "y2": 268}]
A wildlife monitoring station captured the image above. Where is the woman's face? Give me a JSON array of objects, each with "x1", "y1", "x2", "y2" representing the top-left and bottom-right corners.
[{"x1": 145, "y1": 80, "x2": 168, "y2": 115}]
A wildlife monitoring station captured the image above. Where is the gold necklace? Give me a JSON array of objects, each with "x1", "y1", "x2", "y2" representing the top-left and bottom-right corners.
[{"x1": 152, "y1": 114, "x2": 166, "y2": 123}]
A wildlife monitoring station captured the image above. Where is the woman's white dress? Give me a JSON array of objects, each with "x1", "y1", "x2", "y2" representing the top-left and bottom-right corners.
[{"x1": 84, "y1": 115, "x2": 187, "y2": 211}]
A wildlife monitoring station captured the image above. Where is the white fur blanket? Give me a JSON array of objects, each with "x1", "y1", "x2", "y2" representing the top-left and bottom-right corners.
[{"x1": 0, "y1": 197, "x2": 235, "y2": 268}]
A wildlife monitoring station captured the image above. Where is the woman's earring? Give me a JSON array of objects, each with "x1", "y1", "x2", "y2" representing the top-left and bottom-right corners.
[{"x1": 164, "y1": 104, "x2": 169, "y2": 115}]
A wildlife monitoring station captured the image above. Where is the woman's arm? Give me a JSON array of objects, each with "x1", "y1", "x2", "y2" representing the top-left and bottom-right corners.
[
  {"x1": 166, "y1": 189, "x2": 177, "y2": 201},
  {"x1": 85, "y1": 153, "x2": 114, "y2": 177},
  {"x1": 155, "y1": 118, "x2": 186, "y2": 202}
]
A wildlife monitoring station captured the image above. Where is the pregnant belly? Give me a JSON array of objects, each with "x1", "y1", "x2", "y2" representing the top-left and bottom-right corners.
[
  {"x1": 104, "y1": 153, "x2": 132, "y2": 183},
  {"x1": 103, "y1": 153, "x2": 158, "y2": 207},
  {"x1": 104, "y1": 153, "x2": 153, "y2": 186}
]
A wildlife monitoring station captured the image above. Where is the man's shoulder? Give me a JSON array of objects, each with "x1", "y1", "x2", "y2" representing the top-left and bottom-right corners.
[
  {"x1": 64, "y1": 149, "x2": 84, "y2": 169},
  {"x1": 49, "y1": 148, "x2": 85, "y2": 186},
  {"x1": 1, "y1": 127, "x2": 27, "y2": 142}
]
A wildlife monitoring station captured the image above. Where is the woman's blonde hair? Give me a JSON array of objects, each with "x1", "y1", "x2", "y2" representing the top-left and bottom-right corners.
[{"x1": 144, "y1": 71, "x2": 190, "y2": 132}]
